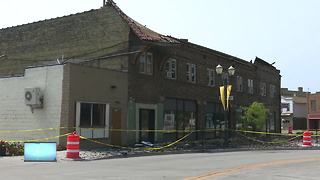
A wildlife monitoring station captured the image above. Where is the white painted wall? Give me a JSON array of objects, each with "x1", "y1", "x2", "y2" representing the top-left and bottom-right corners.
[
  {"x1": 281, "y1": 96, "x2": 293, "y2": 114},
  {"x1": 0, "y1": 65, "x2": 63, "y2": 143}
]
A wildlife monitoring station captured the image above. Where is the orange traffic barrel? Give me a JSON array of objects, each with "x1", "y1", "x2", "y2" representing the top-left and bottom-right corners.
[
  {"x1": 66, "y1": 132, "x2": 80, "y2": 158},
  {"x1": 302, "y1": 131, "x2": 312, "y2": 147}
]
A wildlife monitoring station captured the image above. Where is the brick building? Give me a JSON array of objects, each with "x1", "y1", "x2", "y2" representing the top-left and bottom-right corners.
[
  {"x1": 306, "y1": 92, "x2": 320, "y2": 130},
  {"x1": 281, "y1": 87, "x2": 308, "y2": 130},
  {"x1": 0, "y1": 1, "x2": 281, "y2": 145}
]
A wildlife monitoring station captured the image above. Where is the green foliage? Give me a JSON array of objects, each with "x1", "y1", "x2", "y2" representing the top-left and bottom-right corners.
[
  {"x1": 0, "y1": 140, "x2": 24, "y2": 156},
  {"x1": 240, "y1": 102, "x2": 269, "y2": 131}
]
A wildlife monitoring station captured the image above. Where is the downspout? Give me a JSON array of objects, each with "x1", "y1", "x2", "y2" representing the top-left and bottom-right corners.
[{"x1": 307, "y1": 92, "x2": 310, "y2": 130}]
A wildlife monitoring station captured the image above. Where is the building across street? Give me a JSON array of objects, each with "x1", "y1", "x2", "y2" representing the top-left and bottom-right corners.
[
  {"x1": 281, "y1": 87, "x2": 308, "y2": 131},
  {"x1": 281, "y1": 87, "x2": 320, "y2": 131}
]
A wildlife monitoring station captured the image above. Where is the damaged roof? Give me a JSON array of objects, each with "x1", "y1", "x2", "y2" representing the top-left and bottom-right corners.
[
  {"x1": 0, "y1": 0, "x2": 278, "y2": 72},
  {"x1": 107, "y1": 0, "x2": 179, "y2": 43}
]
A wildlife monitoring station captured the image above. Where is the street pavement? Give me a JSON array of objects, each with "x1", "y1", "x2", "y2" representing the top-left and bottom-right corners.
[{"x1": 0, "y1": 150, "x2": 319, "y2": 180}]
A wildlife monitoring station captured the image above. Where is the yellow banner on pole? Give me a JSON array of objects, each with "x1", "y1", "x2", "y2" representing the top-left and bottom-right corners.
[
  {"x1": 227, "y1": 85, "x2": 232, "y2": 109},
  {"x1": 220, "y1": 86, "x2": 226, "y2": 110}
]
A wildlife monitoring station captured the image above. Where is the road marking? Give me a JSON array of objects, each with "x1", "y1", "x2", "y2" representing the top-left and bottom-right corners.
[{"x1": 185, "y1": 157, "x2": 320, "y2": 180}]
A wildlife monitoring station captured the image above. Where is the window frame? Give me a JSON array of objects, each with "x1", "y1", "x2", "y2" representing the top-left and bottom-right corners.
[
  {"x1": 248, "y1": 79, "x2": 254, "y2": 94},
  {"x1": 164, "y1": 98, "x2": 197, "y2": 131},
  {"x1": 78, "y1": 103, "x2": 107, "y2": 128},
  {"x1": 311, "y1": 100, "x2": 317, "y2": 112},
  {"x1": 75, "y1": 101, "x2": 110, "y2": 139},
  {"x1": 281, "y1": 103, "x2": 290, "y2": 112},
  {"x1": 260, "y1": 82, "x2": 267, "y2": 96},
  {"x1": 207, "y1": 68, "x2": 215, "y2": 87},
  {"x1": 139, "y1": 52, "x2": 153, "y2": 75},
  {"x1": 186, "y1": 63, "x2": 196, "y2": 83},
  {"x1": 236, "y1": 76, "x2": 243, "y2": 92},
  {"x1": 270, "y1": 84, "x2": 276, "y2": 98},
  {"x1": 165, "y1": 58, "x2": 177, "y2": 80}
]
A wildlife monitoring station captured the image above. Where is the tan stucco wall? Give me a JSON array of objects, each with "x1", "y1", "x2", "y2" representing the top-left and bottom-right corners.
[{"x1": 60, "y1": 63, "x2": 128, "y2": 145}]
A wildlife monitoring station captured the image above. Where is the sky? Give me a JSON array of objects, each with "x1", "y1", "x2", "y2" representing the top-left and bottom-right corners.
[{"x1": 1, "y1": 0, "x2": 319, "y2": 92}]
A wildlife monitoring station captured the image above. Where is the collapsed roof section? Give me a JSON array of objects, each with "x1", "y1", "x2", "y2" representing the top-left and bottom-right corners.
[{"x1": 106, "y1": 0, "x2": 179, "y2": 44}]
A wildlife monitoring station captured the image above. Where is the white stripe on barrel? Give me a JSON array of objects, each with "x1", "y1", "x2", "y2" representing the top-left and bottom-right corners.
[
  {"x1": 67, "y1": 141, "x2": 80, "y2": 145},
  {"x1": 67, "y1": 149, "x2": 80, "y2": 153}
]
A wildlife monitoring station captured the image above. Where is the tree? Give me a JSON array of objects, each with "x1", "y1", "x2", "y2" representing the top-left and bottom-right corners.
[{"x1": 241, "y1": 102, "x2": 269, "y2": 131}]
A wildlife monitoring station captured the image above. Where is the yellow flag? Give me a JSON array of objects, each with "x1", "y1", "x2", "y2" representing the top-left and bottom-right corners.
[
  {"x1": 220, "y1": 86, "x2": 226, "y2": 110},
  {"x1": 227, "y1": 85, "x2": 232, "y2": 109}
]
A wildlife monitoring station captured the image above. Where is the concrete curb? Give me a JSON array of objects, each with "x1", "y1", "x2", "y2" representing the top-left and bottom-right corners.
[{"x1": 63, "y1": 146, "x2": 320, "y2": 161}]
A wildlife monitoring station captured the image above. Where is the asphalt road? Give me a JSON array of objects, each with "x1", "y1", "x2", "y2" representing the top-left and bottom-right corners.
[{"x1": 0, "y1": 150, "x2": 320, "y2": 180}]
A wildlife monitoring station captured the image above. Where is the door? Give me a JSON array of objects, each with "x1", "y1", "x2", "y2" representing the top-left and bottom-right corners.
[
  {"x1": 311, "y1": 120, "x2": 319, "y2": 130},
  {"x1": 111, "y1": 109, "x2": 122, "y2": 145},
  {"x1": 139, "y1": 109, "x2": 155, "y2": 143}
]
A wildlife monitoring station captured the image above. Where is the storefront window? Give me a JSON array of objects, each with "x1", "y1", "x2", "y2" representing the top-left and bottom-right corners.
[
  {"x1": 204, "y1": 102, "x2": 224, "y2": 138},
  {"x1": 235, "y1": 108, "x2": 243, "y2": 129},
  {"x1": 269, "y1": 111, "x2": 276, "y2": 132},
  {"x1": 164, "y1": 112, "x2": 175, "y2": 130},
  {"x1": 164, "y1": 99, "x2": 176, "y2": 130},
  {"x1": 163, "y1": 98, "x2": 197, "y2": 132},
  {"x1": 205, "y1": 113, "x2": 214, "y2": 128}
]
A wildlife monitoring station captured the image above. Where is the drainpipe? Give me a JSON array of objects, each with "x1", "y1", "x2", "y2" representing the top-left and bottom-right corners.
[{"x1": 307, "y1": 92, "x2": 310, "y2": 130}]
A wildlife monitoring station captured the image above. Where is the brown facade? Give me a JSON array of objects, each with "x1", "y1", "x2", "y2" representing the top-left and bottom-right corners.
[
  {"x1": 307, "y1": 93, "x2": 320, "y2": 130},
  {"x1": 127, "y1": 41, "x2": 281, "y2": 139},
  {"x1": 60, "y1": 63, "x2": 128, "y2": 144}
]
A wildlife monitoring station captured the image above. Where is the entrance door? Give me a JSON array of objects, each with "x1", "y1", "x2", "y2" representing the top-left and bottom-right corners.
[
  {"x1": 139, "y1": 109, "x2": 155, "y2": 143},
  {"x1": 111, "y1": 109, "x2": 122, "y2": 145},
  {"x1": 311, "y1": 120, "x2": 319, "y2": 130}
]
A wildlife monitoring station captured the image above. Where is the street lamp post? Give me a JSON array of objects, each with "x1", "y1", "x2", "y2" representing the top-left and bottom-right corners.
[{"x1": 216, "y1": 64, "x2": 235, "y2": 147}]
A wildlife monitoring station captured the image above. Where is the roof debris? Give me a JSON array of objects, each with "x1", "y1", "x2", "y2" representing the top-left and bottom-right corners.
[{"x1": 107, "y1": 0, "x2": 179, "y2": 43}]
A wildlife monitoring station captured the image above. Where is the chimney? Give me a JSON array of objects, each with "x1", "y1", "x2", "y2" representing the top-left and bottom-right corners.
[
  {"x1": 179, "y1": 39, "x2": 188, "y2": 43},
  {"x1": 103, "y1": 0, "x2": 106, "y2": 7},
  {"x1": 298, "y1": 87, "x2": 303, "y2": 92}
]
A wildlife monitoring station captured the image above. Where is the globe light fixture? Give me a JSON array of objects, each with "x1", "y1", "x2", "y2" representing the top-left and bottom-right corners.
[
  {"x1": 228, "y1": 66, "x2": 235, "y2": 76},
  {"x1": 216, "y1": 64, "x2": 223, "y2": 75}
]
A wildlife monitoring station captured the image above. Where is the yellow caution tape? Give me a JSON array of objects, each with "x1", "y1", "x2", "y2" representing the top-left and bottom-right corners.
[
  {"x1": 79, "y1": 135, "x2": 133, "y2": 150},
  {"x1": 79, "y1": 132, "x2": 193, "y2": 151},
  {"x1": 146, "y1": 131, "x2": 193, "y2": 151},
  {"x1": 235, "y1": 129, "x2": 320, "y2": 137},
  {"x1": 236, "y1": 132, "x2": 303, "y2": 144},
  {"x1": 25, "y1": 133, "x2": 72, "y2": 142},
  {"x1": 0, "y1": 126, "x2": 319, "y2": 140},
  {"x1": 0, "y1": 127, "x2": 64, "y2": 133},
  {"x1": 287, "y1": 135, "x2": 302, "y2": 141},
  {"x1": 0, "y1": 127, "x2": 195, "y2": 133},
  {"x1": 236, "y1": 133, "x2": 284, "y2": 144},
  {"x1": 235, "y1": 129, "x2": 297, "y2": 136},
  {"x1": 3, "y1": 133, "x2": 71, "y2": 143}
]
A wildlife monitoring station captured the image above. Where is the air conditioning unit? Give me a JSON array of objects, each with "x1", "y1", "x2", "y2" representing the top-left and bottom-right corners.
[
  {"x1": 24, "y1": 88, "x2": 43, "y2": 107},
  {"x1": 166, "y1": 71, "x2": 172, "y2": 78}
]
